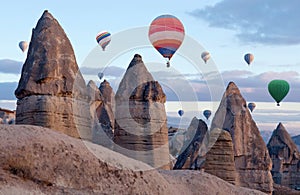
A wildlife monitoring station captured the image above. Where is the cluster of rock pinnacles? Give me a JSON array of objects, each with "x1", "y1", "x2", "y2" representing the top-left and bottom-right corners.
[{"x1": 14, "y1": 10, "x2": 300, "y2": 194}]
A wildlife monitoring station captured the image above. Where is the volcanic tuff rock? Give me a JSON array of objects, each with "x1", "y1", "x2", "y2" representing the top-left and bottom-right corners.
[
  {"x1": 87, "y1": 80, "x2": 112, "y2": 147},
  {"x1": 0, "y1": 108, "x2": 15, "y2": 124},
  {"x1": 211, "y1": 82, "x2": 273, "y2": 194},
  {"x1": 97, "y1": 79, "x2": 115, "y2": 132},
  {"x1": 88, "y1": 80, "x2": 114, "y2": 148},
  {"x1": 0, "y1": 125, "x2": 266, "y2": 195},
  {"x1": 204, "y1": 128, "x2": 239, "y2": 185},
  {"x1": 114, "y1": 54, "x2": 170, "y2": 169},
  {"x1": 292, "y1": 135, "x2": 300, "y2": 151},
  {"x1": 267, "y1": 123, "x2": 300, "y2": 190},
  {"x1": 173, "y1": 118, "x2": 208, "y2": 170},
  {"x1": 14, "y1": 10, "x2": 91, "y2": 139}
]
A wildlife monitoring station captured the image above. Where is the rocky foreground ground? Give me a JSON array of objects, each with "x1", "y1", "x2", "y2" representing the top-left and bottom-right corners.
[{"x1": 0, "y1": 124, "x2": 265, "y2": 195}]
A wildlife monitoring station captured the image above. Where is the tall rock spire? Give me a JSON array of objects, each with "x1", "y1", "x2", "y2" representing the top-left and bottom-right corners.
[
  {"x1": 211, "y1": 81, "x2": 273, "y2": 194},
  {"x1": 267, "y1": 123, "x2": 300, "y2": 189},
  {"x1": 14, "y1": 10, "x2": 91, "y2": 139},
  {"x1": 114, "y1": 54, "x2": 170, "y2": 169},
  {"x1": 15, "y1": 10, "x2": 86, "y2": 99}
]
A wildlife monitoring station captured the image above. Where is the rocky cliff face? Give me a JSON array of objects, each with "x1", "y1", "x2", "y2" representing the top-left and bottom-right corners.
[
  {"x1": 0, "y1": 108, "x2": 15, "y2": 124},
  {"x1": 89, "y1": 80, "x2": 114, "y2": 147},
  {"x1": 292, "y1": 135, "x2": 300, "y2": 151},
  {"x1": 97, "y1": 80, "x2": 115, "y2": 132},
  {"x1": 173, "y1": 118, "x2": 208, "y2": 170},
  {"x1": 114, "y1": 54, "x2": 170, "y2": 169},
  {"x1": 267, "y1": 123, "x2": 300, "y2": 190},
  {"x1": 14, "y1": 10, "x2": 91, "y2": 139},
  {"x1": 211, "y1": 82, "x2": 273, "y2": 194},
  {"x1": 204, "y1": 128, "x2": 239, "y2": 185},
  {"x1": 0, "y1": 125, "x2": 266, "y2": 195}
]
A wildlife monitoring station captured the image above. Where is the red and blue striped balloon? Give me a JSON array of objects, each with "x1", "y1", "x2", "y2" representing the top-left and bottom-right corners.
[{"x1": 148, "y1": 14, "x2": 185, "y2": 63}]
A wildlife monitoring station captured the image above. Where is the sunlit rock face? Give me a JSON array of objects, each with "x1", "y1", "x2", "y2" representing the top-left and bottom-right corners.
[
  {"x1": 15, "y1": 11, "x2": 91, "y2": 140},
  {"x1": 114, "y1": 54, "x2": 170, "y2": 169},
  {"x1": 211, "y1": 82, "x2": 273, "y2": 194}
]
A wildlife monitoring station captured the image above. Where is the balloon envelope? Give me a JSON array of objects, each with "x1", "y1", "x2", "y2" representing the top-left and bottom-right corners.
[
  {"x1": 201, "y1": 51, "x2": 210, "y2": 63},
  {"x1": 203, "y1": 110, "x2": 212, "y2": 120},
  {"x1": 98, "y1": 72, "x2": 104, "y2": 80},
  {"x1": 96, "y1": 31, "x2": 111, "y2": 51},
  {"x1": 244, "y1": 53, "x2": 254, "y2": 65},
  {"x1": 248, "y1": 102, "x2": 256, "y2": 112},
  {"x1": 268, "y1": 80, "x2": 290, "y2": 106},
  {"x1": 148, "y1": 14, "x2": 185, "y2": 62},
  {"x1": 19, "y1": 41, "x2": 28, "y2": 52},
  {"x1": 178, "y1": 110, "x2": 184, "y2": 117}
]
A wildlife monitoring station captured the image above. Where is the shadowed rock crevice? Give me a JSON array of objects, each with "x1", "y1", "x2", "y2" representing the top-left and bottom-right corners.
[{"x1": 173, "y1": 118, "x2": 208, "y2": 170}]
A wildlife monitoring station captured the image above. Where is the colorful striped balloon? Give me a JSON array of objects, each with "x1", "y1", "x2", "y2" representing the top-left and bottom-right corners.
[
  {"x1": 96, "y1": 31, "x2": 111, "y2": 51},
  {"x1": 148, "y1": 14, "x2": 185, "y2": 65}
]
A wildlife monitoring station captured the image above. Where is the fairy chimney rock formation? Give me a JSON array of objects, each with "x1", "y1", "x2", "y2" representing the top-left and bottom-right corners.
[
  {"x1": 173, "y1": 118, "x2": 208, "y2": 170},
  {"x1": 211, "y1": 82, "x2": 273, "y2": 194},
  {"x1": 204, "y1": 128, "x2": 239, "y2": 185},
  {"x1": 97, "y1": 80, "x2": 115, "y2": 130},
  {"x1": 267, "y1": 123, "x2": 300, "y2": 190},
  {"x1": 14, "y1": 10, "x2": 91, "y2": 139},
  {"x1": 90, "y1": 80, "x2": 114, "y2": 147},
  {"x1": 114, "y1": 54, "x2": 170, "y2": 169}
]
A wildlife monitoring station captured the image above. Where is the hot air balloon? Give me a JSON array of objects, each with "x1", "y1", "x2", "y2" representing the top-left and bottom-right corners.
[
  {"x1": 248, "y1": 102, "x2": 256, "y2": 112},
  {"x1": 203, "y1": 110, "x2": 212, "y2": 120},
  {"x1": 19, "y1": 41, "x2": 28, "y2": 52},
  {"x1": 244, "y1": 53, "x2": 254, "y2": 65},
  {"x1": 96, "y1": 31, "x2": 111, "y2": 51},
  {"x1": 178, "y1": 109, "x2": 184, "y2": 117},
  {"x1": 98, "y1": 72, "x2": 104, "y2": 80},
  {"x1": 268, "y1": 80, "x2": 290, "y2": 106},
  {"x1": 201, "y1": 51, "x2": 210, "y2": 63},
  {"x1": 148, "y1": 14, "x2": 185, "y2": 67}
]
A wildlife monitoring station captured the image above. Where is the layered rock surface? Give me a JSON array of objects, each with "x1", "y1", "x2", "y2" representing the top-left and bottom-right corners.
[
  {"x1": 97, "y1": 80, "x2": 115, "y2": 135},
  {"x1": 114, "y1": 54, "x2": 170, "y2": 169},
  {"x1": 211, "y1": 82, "x2": 273, "y2": 193},
  {"x1": 14, "y1": 11, "x2": 91, "y2": 139},
  {"x1": 0, "y1": 125, "x2": 266, "y2": 195},
  {"x1": 267, "y1": 123, "x2": 300, "y2": 190},
  {"x1": 204, "y1": 128, "x2": 239, "y2": 185},
  {"x1": 292, "y1": 135, "x2": 300, "y2": 151},
  {"x1": 87, "y1": 80, "x2": 114, "y2": 147},
  {"x1": 0, "y1": 108, "x2": 15, "y2": 124},
  {"x1": 173, "y1": 118, "x2": 208, "y2": 170}
]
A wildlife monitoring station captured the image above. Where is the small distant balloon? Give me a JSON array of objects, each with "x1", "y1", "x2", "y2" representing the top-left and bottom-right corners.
[
  {"x1": 19, "y1": 41, "x2": 28, "y2": 52},
  {"x1": 268, "y1": 79, "x2": 290, "y2": 106},
  {"x1": 203, "y1": 110, "x2": 212, "y2": 120},
  {"x1": 201, "y1": 51, "x2": 210, "y2": 63},
  {"x1": 148, "y1": 14, "x2": 185, "y2": 67},
  {"x1": 98, "y1": 72, "x2": 104, "y2": 80},
  {"x1": 96, "y1": 31, "x2": 111, "y2": 51},
  {"x1": 244, "y1": 53, "x2": 254, "y2": 65},
  {"x1": 248, "y1": 102, "x2": 256, "y2": 112},
  {"x1": 178, "y1": 109, "x2": 184, "y2": 117}
]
